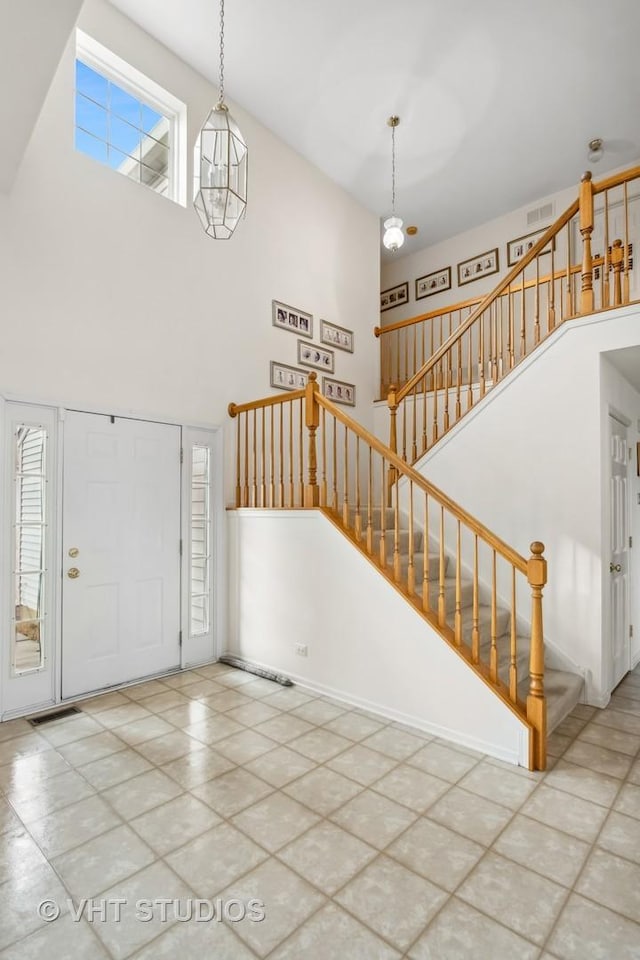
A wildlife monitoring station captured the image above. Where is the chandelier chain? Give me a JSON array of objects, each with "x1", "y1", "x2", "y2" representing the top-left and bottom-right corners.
[
  {"x1": 391, "y1": 122, "x2": 396, "y2": 214},
  {"x1": 218, "y1": 0, "x2": 225, "y2": 104}
]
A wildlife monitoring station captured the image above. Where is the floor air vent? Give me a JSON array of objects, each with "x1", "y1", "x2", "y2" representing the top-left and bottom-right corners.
[{"x1": 28, "y1": 706, "x2": 81, "y2": 726}]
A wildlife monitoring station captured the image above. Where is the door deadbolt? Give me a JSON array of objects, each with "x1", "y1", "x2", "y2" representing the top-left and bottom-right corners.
[
  {"x1": 609, "y1": 562, "x2": 622, "y2": 573},
  {"x1": 68, "y1": 547, "x2": 79, "y2": 558},
  {"x1": 67, "y1": 567, "x2": 80, "y2": 579}
]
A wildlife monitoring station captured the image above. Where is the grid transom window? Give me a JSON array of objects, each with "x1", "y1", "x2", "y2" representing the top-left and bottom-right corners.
[{"x1": 74, "y1": 31, "x2": 186, "y2": 205}]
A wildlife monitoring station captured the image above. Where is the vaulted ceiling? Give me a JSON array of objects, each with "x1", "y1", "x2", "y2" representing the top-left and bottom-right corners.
[
  {"x1": 108, "y1": 0, "x2": 640, "y2": 256},
  {"x1": 4, "y1": 0, "x2": 640, "y2": 259}
]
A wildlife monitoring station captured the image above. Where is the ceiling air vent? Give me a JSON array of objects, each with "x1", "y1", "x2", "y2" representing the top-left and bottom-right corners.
[{"x1": 527, "y1": 202, "x2": 554, "y2": 227}]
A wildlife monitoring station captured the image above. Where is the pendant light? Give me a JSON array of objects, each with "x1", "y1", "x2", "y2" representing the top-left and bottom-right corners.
[
  {"x1": 194, "y1": 0, "x2": 248, "y2": 239},
  {"x1": 382, "y1": 116, "x2": 405, "y2": 252}
]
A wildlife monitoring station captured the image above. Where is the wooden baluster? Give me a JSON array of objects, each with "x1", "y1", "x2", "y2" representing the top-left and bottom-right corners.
[
  {"x1": 624, "y1": 181, "x2": 631, "y2": 304},
  {"x1": 355, "y1": 436, "x2": 362, "y2": 540},
  {"x1": 438, "y1": 507, "x2": 446, "y2": 627},
  {"x1": 489, "y1": 300, "x2": 496, "y2": 383},
  {"x1": 479, "y1": 311, "x2": 486, "y2": 397},
  {"x1": 402, "y1": 398, "x2": 407, "y2": 462},
  {"x1": 429, "y1": 318, "x2": 435, "y2": 388},
  {"x1": 320, "y1": 407, "x2": 327, "y2": 506},
  {"x1": 423, "y1": 492, "x2": 430, "y2": 613},
  {"x1": 454, "y1": 520, "x2": 462, "y2": 645},
  {"x1": 404, "y1": 328, "x2": 409, "y2": 390},
  {"x1": 252, "y1": 409, "x2": 257, "y2": 506},
  {"x1": 387, "y1": 385, "x2": 398, "y2": 507},
  {"x1": 508, "y1": 289, "x2": 515, "y2": 368},
  {"x1": 261, "y1": 407, "x2": 266, "y2": 507},
  {"x1": 411, "y1": 386, "x2": 417, "y2": 462},
  {"x1": 527, "y1": 541, "x2": 547, "y2": 770},
  {"x1": 447, "y1": 337, "x2": 453, "y2": 389},
  {"x1": 366, "y1": 446, "x2": 373, "y2": 554},
  {"x1": 342, "y1": 424, "x2": 349, "y2": 527},
  {"x1": 534, "y1": 255, "x2": 540, "y2": 344},
  {"x1": 467, "y1": 329, "x2": 473, "y2": 407},
  {"x1": 510, "y1": 566, "x2": 518, "y2": 702},
  {"x1": 394, "y1": 330, "x2": 400, "y2": 393},
  {"x1": 304, "y1": 372, "x2": 319, "y2": 507},
  {"x1": 332, "y1": 414, "x2": 338, "y2": 511},
  {"x1": 498, "y1": 294, "x2": 504, "y2": 377},
  {"x1": 407, "y1": 481, "x2": 415, "y2": 593},
  {"x1": 269, "y1": 406, "x2": 275, "y2": 506},
  {"x1": 393, "y1": 476, "x2": 401, "y2": 582},
  {"x1": 443, "y1": 359, "x2": 450, "y2": 431},
  {"x1": 490, "y1": 550, "x2": 498, "y2": 682},
  {"x1": 298, "y1": 398, "x2": 304, "y2": 506},
  {"x1": 566, "y1": 223, "x2": 573, "y2": 317},
  {"x1": 279, "y1": 404, "x2": 285, "y2": 506},
  {"x1": 421, "y1": 322, "x2": 426, "y2": 378},
  {"x1": 288, "y1": 403, "x2": 294, "y2": 507},
  {"x1": 519, "y1": 267, "x2": 526, "y2": 360},
  {"x1": 379, "y1": 457, "x2": 387, "y2": 567},
  {"x1": 412, "y1": 325, "x2": 417, "y2": 386},
  {"x1": 471, "y1": 535, "x2": 479, "y2": 662},
  {"x1": 603, "y1": 190, "x2": 610, "y2": 309},
  {"x1": 422, "y1": 372, "x2": 428, "y2": 457},
  {"x1": 548, "y1": 233, "x2": 556, "y2": 330},
  {"x1": 438, "y1": 316, "x2": 443, "y2": 382},
  {"x1": 579, "y1": 171, "x2": 595, "y2": 314},
  {"x1": 243, "y1": 411, "x2": 249, "y2": 506},
  {"x1": 611, "y1": 238, "x2": 624, "y2": 306},
  {"x1": 455, "y1": 336, "x2": 462, "y2": 422},
  {"x1": 432, "y1": 367, "x2": 439, "y2": 445}
]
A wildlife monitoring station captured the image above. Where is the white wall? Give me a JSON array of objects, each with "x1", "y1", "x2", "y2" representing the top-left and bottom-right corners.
[
  {"x1": 376, "y1": 305, "x2": 640, "y2": 704},
  {"x1": 228, "y1": 510, "x2": 530, "y2": 766},
  {"x1": 0, "y1": 0, "x2": 380, "y2": 504}
]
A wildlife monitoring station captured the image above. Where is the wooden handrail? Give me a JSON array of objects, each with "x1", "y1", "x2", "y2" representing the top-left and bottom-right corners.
[
  {"x1": 315, "y1": 392, "x2": 528, "y2": 574},
  {"x1": 591, "y1": 162, "x2": 640, "y2": 195},
  {"x1": 228, "y1": 388, "x2": 306, "y2": 417},
  {"x1": 374, "y1": 293, "x2": 485, "y2": 338},
  {"x1": 395, "y1": 198, "x2": 580, "y2": 405}
]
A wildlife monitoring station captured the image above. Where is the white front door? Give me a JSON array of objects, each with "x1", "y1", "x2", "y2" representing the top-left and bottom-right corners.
[
  {"x1": 62, "y1": 412, "x2": 181, "y2": 698},
  {"x1": 609, "y1": 414, "x2": 631, "y2": 689}
]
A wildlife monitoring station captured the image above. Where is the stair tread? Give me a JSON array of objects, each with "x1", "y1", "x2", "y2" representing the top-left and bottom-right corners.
[{"x1": 518, "y1": 668, "x2": 584, "y2": 734}]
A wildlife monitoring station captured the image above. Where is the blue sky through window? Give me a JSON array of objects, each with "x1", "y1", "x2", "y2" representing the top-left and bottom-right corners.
[{"x1": 75, "y1": 60, "x2": 166, "y2": 173}]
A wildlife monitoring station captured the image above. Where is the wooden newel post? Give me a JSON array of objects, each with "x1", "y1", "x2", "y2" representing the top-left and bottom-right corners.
[
  {"x1": 579, "y1": 171, "x2": 594, "y2": 315},
  {"x1": 228, "y1": 402, "x2": 242, "y2": 507},
  {"x1": 610, "y1": 238, "x2": 624, "y2": 307},
  {"x1": 526, "y1": 541, "x2": 547, "y2": 771},
  {"x1": 304, "y1": 372, "x2": 320, "y2": 507},
  {"x1": 387, "y1": 385, "x2": 398, "y2": 507}
]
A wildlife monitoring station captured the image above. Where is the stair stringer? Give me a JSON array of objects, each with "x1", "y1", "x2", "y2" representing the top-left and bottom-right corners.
[{"x1": 227, "y1": 508, "x2": 532, "y2": 766}]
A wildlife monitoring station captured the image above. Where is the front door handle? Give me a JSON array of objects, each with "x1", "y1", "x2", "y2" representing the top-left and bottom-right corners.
[{"x1": 609, "y1": 562, "x2": 622, "y2": 573}]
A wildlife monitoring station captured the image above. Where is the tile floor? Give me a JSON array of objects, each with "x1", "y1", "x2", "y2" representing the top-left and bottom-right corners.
[{"x1": 0, "y1": 662, "x2": 639, "y2": 958}]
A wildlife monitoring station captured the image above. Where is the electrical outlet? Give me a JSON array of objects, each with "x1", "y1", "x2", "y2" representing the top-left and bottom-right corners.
[{"x1": 295, "y1": 643, "x2": 308, "y2": 657}]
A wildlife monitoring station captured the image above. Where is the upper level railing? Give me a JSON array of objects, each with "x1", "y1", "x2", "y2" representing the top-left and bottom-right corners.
[
  {"x1": 229, "y1": 372, "x2": 548, "y2": 769},
  {"x1": 383, "y1": 166, "x2": 640, "y2": 465}
]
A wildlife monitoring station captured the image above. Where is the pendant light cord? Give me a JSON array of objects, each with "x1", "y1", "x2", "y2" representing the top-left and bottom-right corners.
[
  {"x1": 218, "y1": 0, "x2": 225, "y2": 105},
  {"x1": 391, "y1": 122, "x2": 396, "y2": 215}
]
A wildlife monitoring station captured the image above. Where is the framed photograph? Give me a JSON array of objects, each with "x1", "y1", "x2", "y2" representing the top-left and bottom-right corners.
[
  {"x1": 323, "y1": 377, "x2": 356, "y2": 406},
  {"x1": 270, "y1": 361, "x2": 309, "y2": 392},
  {"x1": 320, "y1": 319, "x2": 354, "y2": 353},
  {"x1": 457, "y1": 249, "x2": 500, "y2": 286},
  {"x1": 297, "y1": 340, "x2": 334, "y2": 373},
  {"x1": 507, "y1": 228, "x2": 554, "y2": 267},
  {"x1": 380, "y1": 282, "x2": 409, "y2": 312},
  {"x1": 272, "y1": 299, "x2": 313, "y2": 338},
  {"x1": 415, "y1": 266, "x2": 452, "y2": 300}
]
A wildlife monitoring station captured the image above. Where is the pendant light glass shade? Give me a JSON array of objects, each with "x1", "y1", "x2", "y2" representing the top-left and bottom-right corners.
[
  {"x1": 383, "y1": 216, "x2": 405, "y2": 251},
  {"x1": 194, "y1": 103, "x2": 248, "y2": 239},
  {"x1": 194, "y1": 0, "x2": 247, "y2": 239}
]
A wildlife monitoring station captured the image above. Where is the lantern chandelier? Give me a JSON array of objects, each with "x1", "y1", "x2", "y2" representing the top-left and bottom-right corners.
[
  {"x1": 194, "y1": 0, "x2": 248, "y2": 239},
  {"x1": 382, "y1": 115, "x2": 404, "y2": 252}
]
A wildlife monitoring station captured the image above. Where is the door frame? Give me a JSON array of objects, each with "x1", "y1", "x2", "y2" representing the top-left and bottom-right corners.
[
  {"x1": 0, "y1": 392, "x2": 225, "y2": 720},
  {"x1": 604, "y1": 407, "x2": 633, "y2": 694}
]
